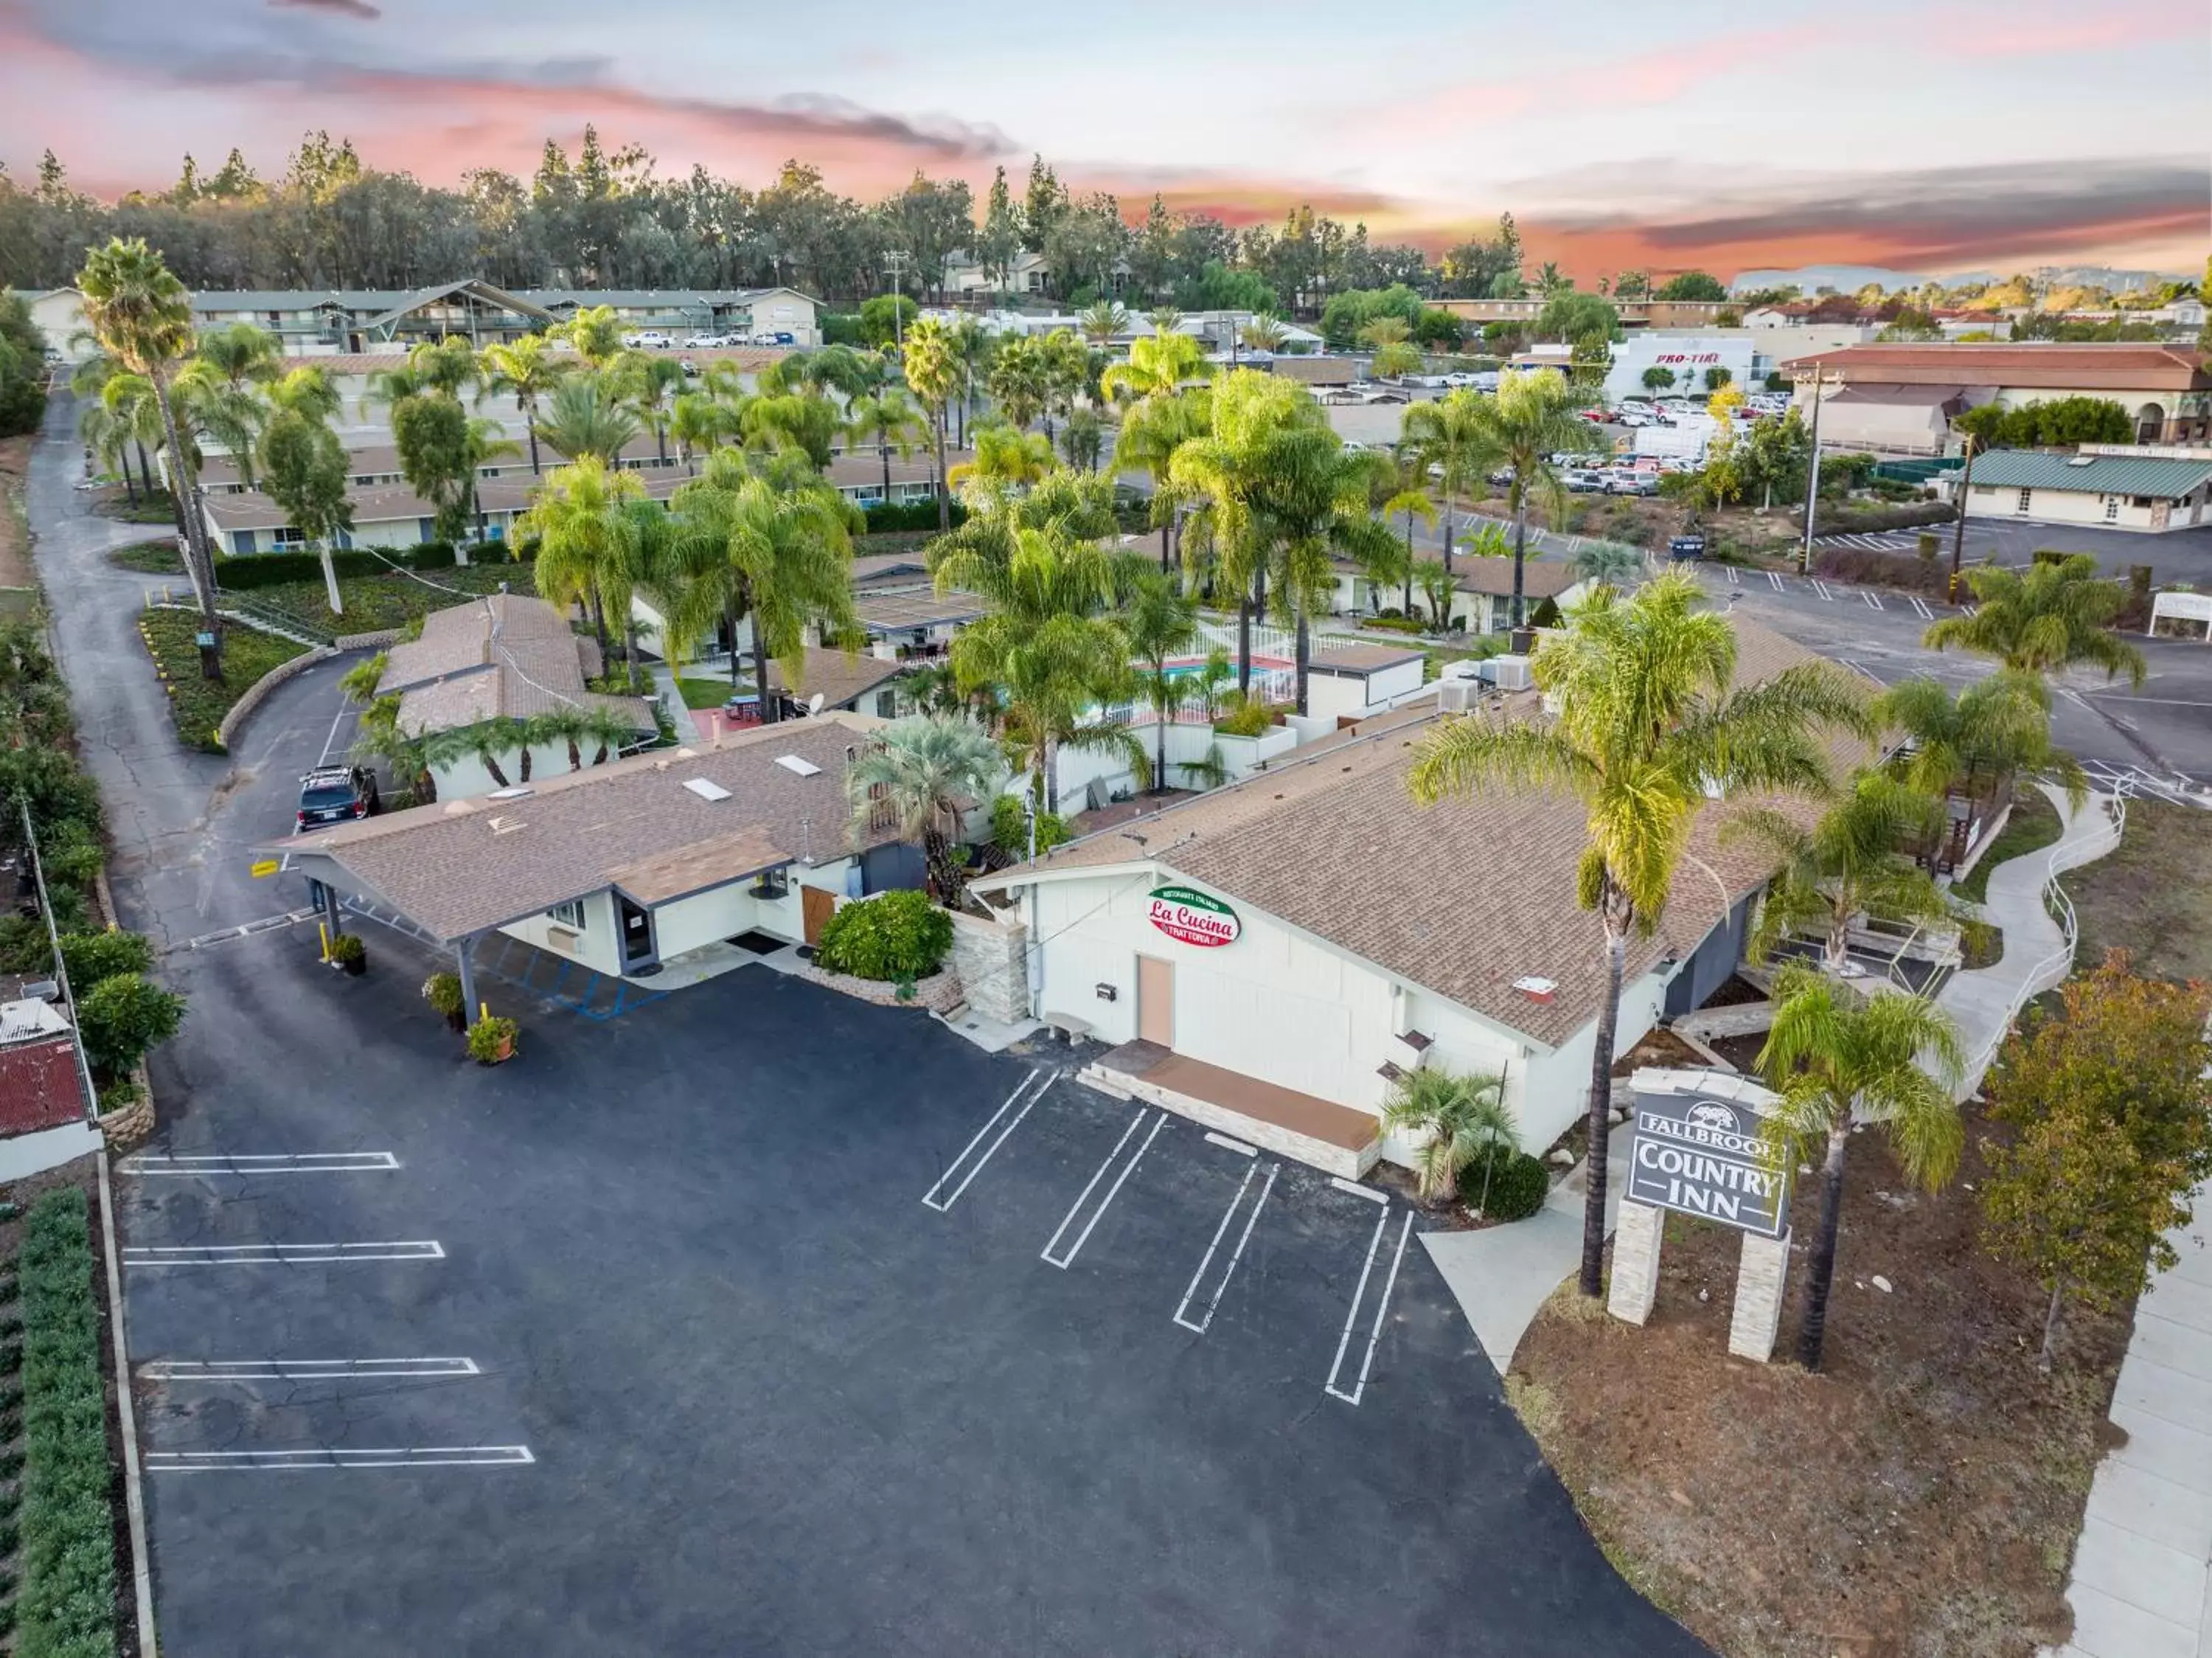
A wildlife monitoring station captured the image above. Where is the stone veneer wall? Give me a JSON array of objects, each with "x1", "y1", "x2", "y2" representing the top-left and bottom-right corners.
[{"x1": 948, "y1": 908, "x2": 1029, "y2": 1024}]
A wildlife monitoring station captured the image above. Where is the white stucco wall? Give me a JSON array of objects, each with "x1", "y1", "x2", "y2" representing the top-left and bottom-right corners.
[
  {"x1": 500, "y1": 889, "x2": 622, "y2": 977},
  {"x1": 430, "y1": 740, "x2": 597, "y2": 804},
  {"x1": 1964, "y1": 480, "x2": 2209, "y2": 533}
]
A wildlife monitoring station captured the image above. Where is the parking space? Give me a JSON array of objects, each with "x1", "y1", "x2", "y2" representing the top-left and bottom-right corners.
[{"x1": 120, "y1": 932, "x2": 1710, "y2": 1657}]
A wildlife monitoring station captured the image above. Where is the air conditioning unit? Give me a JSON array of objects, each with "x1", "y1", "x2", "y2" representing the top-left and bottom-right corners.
[
  {"x1": 1438, "y1": 680, "x2": 1480, "y2": 712},
  {"x1": 1487, "y1": 655, "x2": 1534, "y2": 692}
]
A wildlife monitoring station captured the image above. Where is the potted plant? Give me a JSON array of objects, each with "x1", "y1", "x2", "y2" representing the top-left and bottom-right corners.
[
  {"x1": 422, "y1": 971, "x2": 465, "y2": 1032},
  {"x1": 328, "y1": 932, "x2": 366, "y2": 977},
  {"x1": 466, "y1": 1014, "x2": 518, "y2": 1066}
]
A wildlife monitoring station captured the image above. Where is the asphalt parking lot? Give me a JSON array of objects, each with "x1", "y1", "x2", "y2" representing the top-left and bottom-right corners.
[{"x1": 119, "y1": 948, "x2": 1710, "y2": 1657}]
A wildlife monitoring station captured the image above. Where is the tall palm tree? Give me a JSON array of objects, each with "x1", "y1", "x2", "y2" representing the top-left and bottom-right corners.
[
  {"x1": 845, "y1": 715, "x2": 1007, "y2": 903},
  {"x1": 536, "y1": 375, "x2": 641, "y2": 467},
  {"x1": 669, "y1": 391, "x2": 737, "y2": 475},
  {"x1": 741, "y1": 391, "x2": 843, "y2": 472},
  {"x1": 1872, "y1": 671, "x2": 2087, "y2": 829},
  {"x1": 1756, "y1": 962, "x2": 1964, "y2": 1370},
  {"x1": 173, "y1": 356, "x2": 266, "y2": 486},
  {"x1": 193, "y1": 321, "x2": 282, "y2": 389},
  {"x1": 98, "y1": 374, "x2": 173, "y2": 521},
  {"x1": 662, "y1": 448, "x2": 860, "y2": 721},
  {"x1": 902, "y1": 316, "x2": 960, "y2": 531},
  {"x1": 948, "y1": 423, "x2": 1054, "y2": 504},
  {"x1": 615, "y1": 350, "x2": 686, "y2": 466},
  {"x1": 517, "y1": 457, "x2": 648, "y2": 667},
  {"x1": 74, "y1": 402, "x2": 133, "y2": 503},
  {"x1": 1408, "y1": 572, "x2": 1871, "y2": 1297},
  {"x1": 551, "y1": 304, "x2": 625, "y2": 370},
  {"x1": 1099, "y1": 327, "x2": 1210, "y2": 408},
  {"x1": 75, "y1": 237, "x2": 222, "y2": 664},
  {"x1": 1401, "y1": 389, "x2": 1488, "y2": 572},
  {"x1": 1079, "y1": 300, "x2": 1133, "y2": 348},
  {"x1": 984, "y1": 334, "x2": 1049, "y2": 434},
  {"x1": 1571, "y1": 541, "x2": 1645, "y2": 591},
  {"x1": 265, "y1": 364, "x2": 341, "y2": 423},
  {"x1": 1239, "y1": 313, "x2": 1289, "y2": 353},
  {"x1": 481, "y1": 334, "x2": 570, "y2": 475},
  {"x1": 1382, "y1": 1066, "x2": 1515, "y2": 1207},
  {"x1": 1728, "y1": 770, "x2": 1955, "y2": 972},
  {"x1": 945, "y1": 316, "x2": 992, "y2": 450},
  {"x1": 844, "y1": 386, "x2": 925, "y2": 502},
  {"x1": 1115, "y1": 389, "x2": 1211, "y2": 574},
  {"x1": 1922, "y1": 553, "x2": 2146, "y2": 686},
  {"x1": 1458, "y1": 368, "x2": 1600, "y2": 625},
  {"x1": 1123, "y1": 569, "x2": 1200, "y2": 795},
  {"x1": 406, "y1": 336, "x2": 481, "y2": 399}
]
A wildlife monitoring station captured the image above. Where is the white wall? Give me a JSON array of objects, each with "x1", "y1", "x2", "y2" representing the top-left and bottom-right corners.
[
  {"x1": 499, "y1": 889, "x2": 622, "y2": 977},
  {"x1": 429, "y1": 739, "x2": 592, "y2": 804},
  {"x1": 1964, "y1": 480, "x2": 2210, "y2": 533}
]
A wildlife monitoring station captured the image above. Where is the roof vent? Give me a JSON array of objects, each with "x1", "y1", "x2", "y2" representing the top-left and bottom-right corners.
[
  {"x1": 487, "y1": 816, "x2": 527, "y2": 836},
  {"x1": 684, "y1": 777, "x2": 733, "y2": 802},
  {"x1": 775, "y1": 755, "x2": 823, "y2": 777},
  {"x1": 487, "y1": 785, "x2": 532, "y2": 799},
  {"x1": 1512, "y1": 974, "x2": 1558, "y2": 1005},
  {"x1": 2066, "y1": 455, "x2": 2096, "y2": 467}
]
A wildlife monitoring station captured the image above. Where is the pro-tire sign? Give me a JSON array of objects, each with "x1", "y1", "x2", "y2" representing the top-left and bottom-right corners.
[
  {"x1": 1147, "y1": 885, "x2": 1240, "y2": 948},
  {"x1": 1625, "y1": 1090, "x2": 1791, "y2": 1239}
]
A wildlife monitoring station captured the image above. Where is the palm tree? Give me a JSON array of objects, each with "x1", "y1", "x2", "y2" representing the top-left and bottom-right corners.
[
  {"x1": 1922, "y1": 554, "x2": 2146, "y2": 686},
  {"x1": 265, "y1": 364, "x2": 341, "y2": 423},
  {"x1": 741, "y1": 392, "x2": 844, "y2": 473},
  {"x1": 173, "y1": 356, "x2": 266, "y2": 485},
  {"x1": 74, "y1": 402, "x2": 133, "y2": 502},
  {"x1": 949, "y1": 423, "x2": 1054, "y2": 504},
  {"x1": 406, "y1": 336, "x2": 481, "y2": 399},
  {"x1": 551, "y1": 304, "x2": 625, "y2": 370},
  {"x1": 1408, "y1": 571, "x2": 1871, "y2": 1297},
  {"x1": 1571, "y1": 541, "x2": 1644, "y2": 590},
  {"x1": 947, "y1": 316, "x2": 992, "y2": 450},
  {"x1": 1729, "y1": 770, "x2": 1955, "y2": 972},
  {"x1": 1381, "y1": 1066, "x2": 1515, "y2": 1207},
  {"x1": 1535, "y1": 261, "x2": 1571, "y2": 301},
  {"x1": 536, "y1": 375, "x2": 641, "y2": 467},
  {"x1": 1872, "y1": 671, "x2": 2087, "y2": 832},
  {"x1": 97, "y1": 374, "x2": 173, "y2": 520},
  {"x1": 1415, "y1": 562, "x2": 1459, "y2": 630},
  {"x1": 845, "y1": 386, "x2": 925, "y2": 502},
  {"x1": 1124, "y1": 570, "x2": 1200, "y2": 795},
  {"x1": 615, "y1": 350, "x2": 686, "y2": 466},
  {"x1": 845, "y1": 716, "x2": 1007, "y2": 903},
  {"x1": 1401, "y1": 389, "x2": 1489, "y2": 572},
  {"x1": 1464, "y1": 369, "x2": 1601, "y2": 626},
  {"x1": 1099, "y1": 328, "x2": 1211, "y2": 407},
  {"x1": 985, "y1": 334, "x2": 1050, "y2": 434},
  {"x1": 669, "y1": 391, "x2": 737, "y2": 475},
  {"x1": 75, "y1": 237, "x2": 223, "y2": 665},
  {"x1": 1756, "y1": 962, "x2": 1964, "y2": 1370},
  {"x1": 902, "y1": 316, "x2": 960, "y2": 532},
  {"x1": 481, "y1": 334, "x2": 571, "y2": 475},
  {"x1": 1239, "y1": 313, "x2": 1289, "y2": 353},
  {"x1": 193, "y1": 321, "x2": 282, "y2": 389},
  {"x1": 662, "y1": 448, "x2": 860, "y2": 721},
  {"x1": 1059, "y1": 409, "x2": 1105, "y2": 472},
  {"x1": 1079, "y1": 300, "x2": 1132, "y2": 348},
  {"x1": 518, "y1": 457, "x2": 648, "y2": 667},
  {"x1": 1115, "y1": 389, "x2": 1210, "y2": 573}
]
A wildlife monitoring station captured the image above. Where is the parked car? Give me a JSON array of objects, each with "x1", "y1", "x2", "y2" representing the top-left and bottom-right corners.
[
  {"x1": 683, "y1": 333, "x2": 727, "y2": 348},
  {"x1": 623, "y1": 331, "x2": 675, "y2": 350},
  {"x1": 1563, "y1": 468, "x2": 1609, "y2": 493},
  {"x1": 772, "y1": 332, "x2": 796, "y2": 346},
  {"x1": 1576, "y1": 409, "x2": 1609, "y2": 425},
  {"x1": 1613, "y1": 412, "x2": 1651, "y2": 428},
  {"x1": 1604, "y1": 472, "x2": 1660, "y2": 496},
  {"x1": 296, "y1": 764, "x2": 379, "y2": 832}
]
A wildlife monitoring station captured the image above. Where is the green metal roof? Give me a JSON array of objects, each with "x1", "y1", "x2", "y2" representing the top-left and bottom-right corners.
[{"x1": 1968, "y1": 450, "x2": 2212, "y2": 499}]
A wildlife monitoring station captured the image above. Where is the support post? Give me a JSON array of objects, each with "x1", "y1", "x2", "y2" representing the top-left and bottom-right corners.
[
  {"x1": 1728, "y1": 1228, "x2": 1792, "y2": 1362},
  {"x1": 455, "y1": 936, "x2": 479, "y2": 1027},
  {"x1": 1607, "y1": 1199, "x2": 1663, "y2": 1325},
  {"x1": 1947, "y1": 434, "x2": 1978, "y2": 603}
]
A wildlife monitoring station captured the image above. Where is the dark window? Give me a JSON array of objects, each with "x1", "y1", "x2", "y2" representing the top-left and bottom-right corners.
[{"x1": 300, "y1": 785, "x2": 355, "y2": 808}]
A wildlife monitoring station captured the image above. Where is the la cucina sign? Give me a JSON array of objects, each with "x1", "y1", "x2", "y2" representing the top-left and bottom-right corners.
[{"x1": 1147, "y1": 885, "x2": 1240, "y2": 948}]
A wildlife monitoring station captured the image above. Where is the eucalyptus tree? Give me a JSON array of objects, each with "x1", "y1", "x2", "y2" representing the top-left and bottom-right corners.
[
  {"x1": 258, "y1": 389, "x2": 356, "y2": 614},
  {"x1": 391, "y1": 390, "x2": 518, "y2": 544}
]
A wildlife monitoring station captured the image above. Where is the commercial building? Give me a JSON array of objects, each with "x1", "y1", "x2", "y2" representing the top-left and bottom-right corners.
[
  {"x1": 1958, "y1": 445, "x2": 2212, "y2": 534},
  {"x1": 1433, "y1": 297, "x2": 1743, "y2": 331},
  {"x1": 1782, "y1": 342, "x2": 2212, "y2": 451},
  {"x1": 972, "y1": 615, "x2": 1840, "y2": 1176},
  {"x1": 280, "y1": 713, "x2": 921, "y2": 997}
]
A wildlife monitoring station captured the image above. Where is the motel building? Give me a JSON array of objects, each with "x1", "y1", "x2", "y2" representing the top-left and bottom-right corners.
[{"x1": 970, "y1": 616, "x2": 1833, "y2": 1179}]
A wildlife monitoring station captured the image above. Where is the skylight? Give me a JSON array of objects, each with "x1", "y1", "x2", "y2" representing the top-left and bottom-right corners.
[
  {"x1": 774, "y1": 755, "x2": 823, "y2": 777},
  {"x1": 684, "y1": 777, "x2": 733, "y2": 802}
]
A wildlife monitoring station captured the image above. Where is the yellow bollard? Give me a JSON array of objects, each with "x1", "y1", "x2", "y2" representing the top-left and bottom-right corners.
[{"x1": 318, "y1": 923, "x2": 330, "y2": 962}]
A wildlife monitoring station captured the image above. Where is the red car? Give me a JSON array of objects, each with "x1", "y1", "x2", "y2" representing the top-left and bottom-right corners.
[{"x1": 1576, "y1": 409, "x2": 1610, "y2": 424}]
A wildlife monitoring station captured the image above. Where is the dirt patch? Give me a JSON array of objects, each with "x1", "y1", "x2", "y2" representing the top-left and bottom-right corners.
[
  {"x1": 2065, "y1": 797, "x2": 2212, "y2": 985},
  {"x1": 0, "y1": 433, "x2": 34, "y2": 589},
  {"x1": 1613, "y1": 1025, "x2": 1707, "y2": 1077},
  {"x1": 1511, "y1": 1111, "x2": 2127, "y2": 1658}
]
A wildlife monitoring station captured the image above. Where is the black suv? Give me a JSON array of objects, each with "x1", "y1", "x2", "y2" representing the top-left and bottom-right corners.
[{"x1": 296, "y1": 765, "x2": 380, "y2": 831}]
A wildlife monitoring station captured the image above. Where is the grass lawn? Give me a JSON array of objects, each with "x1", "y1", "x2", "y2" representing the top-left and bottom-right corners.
[
  {"x1": 675, "y1": 674, "x2": 749, "y2": 710},
  {"x1": 1511, "y1": 1114, "x2": 2129, "y2": 1658},
  {"x1": 139, "y1": 607, "x2": 310, "y2": 752},
  {"x1": 105, "y1": 538, "x2": 184, "y2": 574},
  {"x1": 1955, "y1": 788, "x2": 2063, "y2": 904},
  {"x1": 2064, "y1": 797, "x2": 2212, "y2": 984},
  {"x1": 237, "y1": 562, "x2": 538, "y2": 637},
  {"x1": 94, "y1": 490, "x2": 184, "y2": 524}
]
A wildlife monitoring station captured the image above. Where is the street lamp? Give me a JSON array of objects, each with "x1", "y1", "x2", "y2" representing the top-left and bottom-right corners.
[
  {"x1": 1796, "y1": 361, "x2": 1843, "y2": 573},
  {"x1": 1947, "y1": 433, "x2": 1979, "y2": 604}
]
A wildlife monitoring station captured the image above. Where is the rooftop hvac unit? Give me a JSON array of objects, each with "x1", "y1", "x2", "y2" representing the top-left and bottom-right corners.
[
  {"x1": 1437, "y1": 680, "x2": 1480, "y2": 713},
  {"x1": 1486, "y1": 654, "x2": 1534, "y2": 692}
]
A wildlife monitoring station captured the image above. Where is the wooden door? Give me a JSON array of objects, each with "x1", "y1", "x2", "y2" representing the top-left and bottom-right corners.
[
  {"x1": 1137, "y1": 955, "x2": 1175, "y2": 1048},
  {"x1": 801, "y1": 886, "x2": 837, "y2": 948}
]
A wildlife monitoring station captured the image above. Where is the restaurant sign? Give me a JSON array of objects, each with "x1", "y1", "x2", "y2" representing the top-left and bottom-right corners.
[
  {"x1": 1625, "y1": 1088, "x2": 1791, "y2": 1240},
  {"x1": 1147, "y1": 885, "x2": 1240, "y2": 948}
]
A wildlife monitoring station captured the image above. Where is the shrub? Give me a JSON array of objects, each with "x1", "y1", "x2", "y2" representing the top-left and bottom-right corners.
[
  {"x1": 814, "y1": 889, "x2": 953, "y2": 982},
  {"x1": 990, "y1": 795, "x2": 1067, "y2": 857},
  {"x1": 1814, "y1": 545, "x2": 1950, "y2": 595},
  {"x1": 209, "y1": 541, "x2": 489, "y2": 589},
  {"x1": 1214, "y1": 698, "x2": 1285, "y2": 738},
  {"x1": 56, "y1": 929, "x2": 153, "y2": 992},
  {"x1": 421, "y1": 972, "x2": 464, "y2": 1019},
  {"x1": 467, "y1": 1014, "x2": 518, "y2": 1064},
  {"x1": 327, "y1": 932, "x2": 365, "y2": 967},
  {"x1": 1527, "y1": 597, "x2": 1562, "y2": 628},
  {"x1": 74, "y1": 971, "x2": 187, "y2": 1075},
  {"x1": 1459, "y1": 1148, "x2": 1550, "y2": 1221},
  {"x1": 15, "y1": 1187, "x2": 118, "y2": 1658},
  {"x1": 0, "y1": 915, "x2": 51, "y2": 974},
  {"x1": 861, "y1": 499, "x2": 967, "y2": 535}
]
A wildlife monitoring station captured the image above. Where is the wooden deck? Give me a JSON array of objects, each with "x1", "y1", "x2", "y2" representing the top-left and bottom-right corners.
[{"x1": 1084, "y1": 1041, "x2": 1382, "y2": 1176}]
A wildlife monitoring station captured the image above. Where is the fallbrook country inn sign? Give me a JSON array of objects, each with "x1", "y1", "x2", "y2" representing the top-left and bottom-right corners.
[
  {"x1": 1626, "y1": 1087, "x2": 1791, "y2": 1241},
  {"x1": 1147, "y1": 886, "x2": 1241, "y2": 948}
]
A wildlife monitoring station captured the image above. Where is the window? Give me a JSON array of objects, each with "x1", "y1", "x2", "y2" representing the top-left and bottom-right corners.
[
  {"x1": 2105, "y1": 496, "x2": 2120, "y2": 521},
  {"x1": 549, "y1": 900, "x2": 588, "y2": 929},
  {"x1": 272, "y1": 525, "x2": 306, "y2": 547},
  {"x1": 750, "y1": 868, "x2": 790, "y2": 901},
  {"x1": 2016, "y1": 489, "x2": 2033, "y2": 513}
]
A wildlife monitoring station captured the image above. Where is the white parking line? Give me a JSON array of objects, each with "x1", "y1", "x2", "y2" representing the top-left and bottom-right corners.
[
  {"x1": 1723, "y1": 565, "x2": 1740, "y2": 586},
  {"x1": 145, "y1": 1445, "x2": 532, "y2": 1471},
  {"x1": 142, "y1": 1357, "x2": 479, "y2": 1381},
  {"x1": 1041, "y1": 1109, "x2": 1166, "y2": 1270},
  {"x1": 1961, "y1": 603, "x2": 1978, "y2": 618},
  {"x1": 184, "y1": 909, "x2": 318, "y2": 951},
  {"x1": 1326, "y1": 1210, "x2": 1414, "y2": 1406},
  {"x1": 921, "y1": 1070, "x2": 1045, "y2": 1212},
  {"x1": 1809, "y1": 579, "x2": 1834, "y2": 601},
  {"x1": 1173, "y1": 1161, "x2": 1279, "y2": 1334},
  {"x1": 1862, "y1": 591, "x2": 1884, "y2": 610},
  {"x1": 1765, "y1": 570, "x2": 1785, "y2": 591},
  {"x1": 122, "y1": 1152, "x2": 399, "y2": 1176},
  {"x1": 1202, "y1": 1131, "x2": 1256, "y2": 1157},
  {"x1": 122, "y1": 1241, "x2": 445, "y2": 1266},
  {"x1": 1329, "y1": 1175, "x2": 1388, "y2": 1206},
  {"x1": 1909, "y1": 596, "x2": 1934, "y2": 620}
]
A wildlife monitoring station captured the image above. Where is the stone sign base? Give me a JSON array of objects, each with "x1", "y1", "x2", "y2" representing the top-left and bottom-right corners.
[{"x1": 1607, "y1": 1197, "x2": 1791, "y2": 1364}]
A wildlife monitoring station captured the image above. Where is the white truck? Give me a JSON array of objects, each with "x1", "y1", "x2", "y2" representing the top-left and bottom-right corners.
[{"x1": 1633, "y1": 414, "x2": 1715, "y2": 467}]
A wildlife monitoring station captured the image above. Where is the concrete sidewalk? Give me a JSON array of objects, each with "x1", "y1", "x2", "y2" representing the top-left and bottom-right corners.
[
  {"x1": 2047, "y1": 1203, "x2": 2212, "y2": 1658},
  {"x1": 1937, "y1": 783, "x2": 2123, "y2": 1099}
]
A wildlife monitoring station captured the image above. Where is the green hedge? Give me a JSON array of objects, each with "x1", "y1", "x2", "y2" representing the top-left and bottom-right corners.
[
  {"x1": 1460, "y1": 1148, "x2": 1550, "y2": 1221},
  {"x1": 861, "y1": 499, "x2": 966, "y2": 535},
  {"x1": 210, "y1": 541, "x2": 532, "y2": 590},
  {"x1": 815, "y1": 889, "x2": 953, "y2": 982},
  {"x1": 14, "y1": 1187, "x2": 117, "y2": 1658}
]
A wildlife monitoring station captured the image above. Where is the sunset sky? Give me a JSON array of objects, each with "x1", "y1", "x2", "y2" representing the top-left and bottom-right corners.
[{"x1": 1, "y1": 0, "x2": 2205, "y2": 282}]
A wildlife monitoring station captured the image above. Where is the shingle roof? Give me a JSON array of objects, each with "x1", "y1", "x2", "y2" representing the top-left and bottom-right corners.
[
  {"x1": 975, "y1": 615, "x2": 1860, "y2": 1047},
  {"x1": 1964, "y1": 450, "x2": 2212, "y2": 498},
  {"x1": 1451, "y1": 557, "x2": 1586, "y2": 599},
  {"x1": 382, "y1": 594, "x2": 653, "y2": 736},
  {"x1": 280, "y1": 713, "x2": 900, "y2": 941},
  {"x1": 1307, "y1": 642, "x2": 1425, "y2": 674},
  {"x1": 766, "y1": 647, "x2": 911, "y2": 711},
  {"x1": 1778, "y1": 342, "x2": 2211, "y2": 392}
]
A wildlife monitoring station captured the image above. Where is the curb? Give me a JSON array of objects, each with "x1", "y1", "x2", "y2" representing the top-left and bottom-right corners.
[
  {"x1": 95, "y1": 1149, "x2": 159, "y2": 1658},
  {"x1": 213, "y1": 643, "x2": 335, "y2": 751}
]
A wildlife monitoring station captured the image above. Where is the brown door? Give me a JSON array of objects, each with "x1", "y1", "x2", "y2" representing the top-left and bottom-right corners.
[
  {"x1": 801, "y1": 886, "x2": 837, "y2": 948},
  {"x1": 1137, "y1": 955, "x2": 1175, "y2": 1047}
]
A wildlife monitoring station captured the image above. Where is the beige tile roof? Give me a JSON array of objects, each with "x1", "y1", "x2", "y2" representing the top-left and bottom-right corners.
[
  {"x1": 383, "y1": 594, "x2": 653, "y2": 736},
  {"x1": 766, "y1": 647, "x2": 911, "y2": 711},
  {"x1": 1450, "y1": 557, "x2": 1586, "y2": 598},
  {"x1": 201, "y1": 469, "x2": 686, "y2": 534},
  {"x1": 1309, "y1": 642, "x2": 1425, "y2": 674},
  {"x1": 975, "y1": 616, "x2": 1864, "y2": 1047},
  {"x1": 280, "y1": 713, "x2": 898, "y2": 941}
]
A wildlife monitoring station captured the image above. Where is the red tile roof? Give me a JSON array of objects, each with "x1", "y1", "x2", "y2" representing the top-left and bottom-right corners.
[{"x1": 0, "y1": 1037, "x2": 86, "y2": 1136}]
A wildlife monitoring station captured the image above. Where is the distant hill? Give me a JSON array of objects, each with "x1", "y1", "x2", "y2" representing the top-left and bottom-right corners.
[
  {"x1": 1731, "y1": 262, "x2": 2190, "y2": 296},
  {"x1": 1729, "y1": 266, "x2": 1929, "y2": 295}
]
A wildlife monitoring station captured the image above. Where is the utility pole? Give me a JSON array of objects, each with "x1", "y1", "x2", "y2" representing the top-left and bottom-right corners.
[
  {"x1": 1947, "y1": 433, "x2": 1979, "y2": 604},
  {"x1": 1797, "y1": 360, "x2": 1832, "y2": 573},
  {"x1": 884, "y1": 250, "x2": 911, "y2": 352}
]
